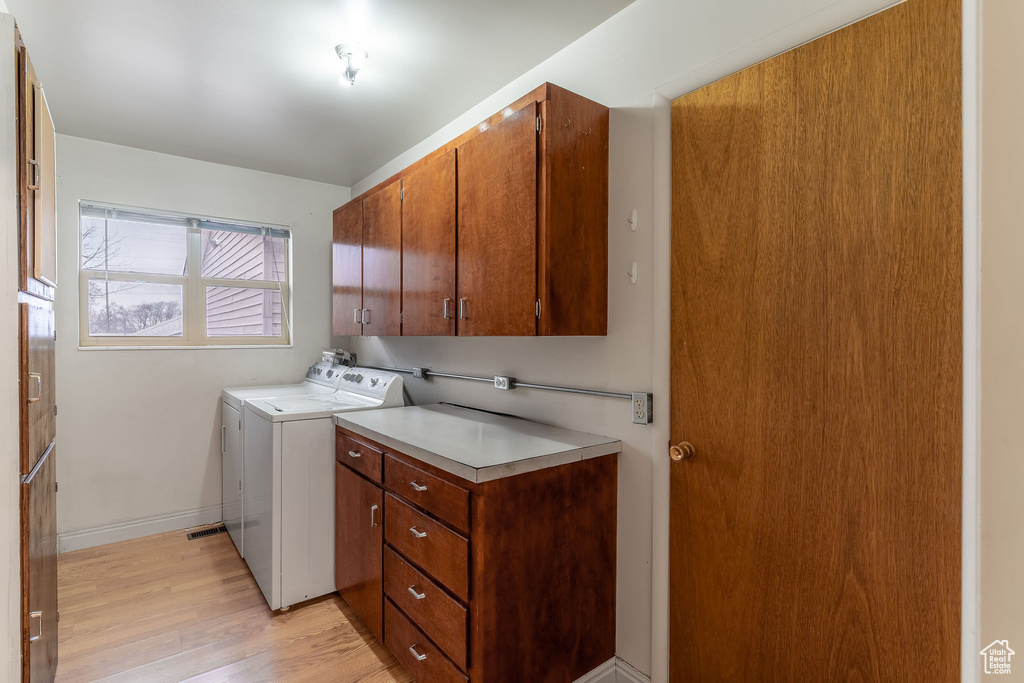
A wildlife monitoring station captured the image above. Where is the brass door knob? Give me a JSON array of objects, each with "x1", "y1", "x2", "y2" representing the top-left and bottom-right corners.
[{"x1": 669, "y1": 442, "x2": 696, "y2": 461}]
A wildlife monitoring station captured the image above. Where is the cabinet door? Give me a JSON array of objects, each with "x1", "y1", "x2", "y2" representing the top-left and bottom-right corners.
[
  {"x1": 457, "y1": 102, "x2": 538, "y2": 336},
  {"x1": 361, "y1": 182, "x2": 402, "y2": 336},
  {"x1": 332, "y1": 202, "x2": 363, "y2": 336},
  {"x1": 402, "y1": 150, "x2": 456, "y2": 336},
  {"x1": 22, "y1": 442, "x2": 57, "y2": 683},
  {"x1": 221, "y1": 401, "x2": 243, "y2": 557},
  {"x1": 19, "y1": 299, "x2": 55, "y2": 475},
  {"x1": 335, "y1": 463, "x2": 383, "y2": 642},
  {"x1": 16, "y1": 36, "x2": 38, "y2": 293},
  {"x1": 33, "y1": 86, "x2": 56, "y2": 288}
]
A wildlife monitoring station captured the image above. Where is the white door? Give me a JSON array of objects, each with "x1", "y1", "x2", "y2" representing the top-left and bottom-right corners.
[{"x1": 221, "y1": 401, "x2": 243, "y2": 555}]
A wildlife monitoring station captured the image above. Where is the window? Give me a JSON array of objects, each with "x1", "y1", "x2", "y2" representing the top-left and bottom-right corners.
[{"x1": 79, "y1": 202, "x2": 291, "y2": 347}]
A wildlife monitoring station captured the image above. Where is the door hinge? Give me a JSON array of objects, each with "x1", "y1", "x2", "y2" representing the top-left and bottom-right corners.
[
  {"x1": 536, "y1": 300, "x2": 541, "y2": 318},
  {"x1": 400, "y1": 311, "x2": 404, "y2": 324},
  {"x1": 54, "y1": 405, "x2": 57, "y2": 416},
  {"x1": 536, "y1": 116, "x2": 542, "y2": 134},
  {"x1": 54, "y1": 481, "x2": 58, "y2": 493},
  {"x1": 400, "y1": 187, "x2": 404, "y2": 202}
]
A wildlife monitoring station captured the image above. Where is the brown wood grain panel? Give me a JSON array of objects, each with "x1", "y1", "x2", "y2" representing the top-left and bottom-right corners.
[
  {"x1": 384, "y1": 494, "x2": 469, "y2": 602},
  {"x1": 384, "y1": 547, "x2": 468, "y2": 670},
  {"x1": 401, "y1": 150, "x2": 456, "y2": 336},
  {"x1": 19, "y1": 298, "x2": 55, "y2": 476},
  {"x1": 668, "y1": 1, "x2": 961, "y2": 681},
  {"x1": 456, "y1": 102, "x2": 537, "y2": 336},
  {"x1": 469, "y1": 455, "x2": 616, "y2": 683},
  {"x1": 362, "y1": 181, "x2": 403, "y2": 336},
  {"x1": 16, "y1": 33, "x2": 37, "y2": 294},
  {"x1": 538, "y1": 84, "x2": 609, "y2": 336},
  {"x1": 384, "y1": 599, "x2": 467, "y2": 683},
  {"x1": 334, "y1": 462, "x2": 384, "y2": 642},
  {"x1": 332, "y1": 202, "x2": 363, "y2": 336},
  {"x1": 21, "y1": 442, "x2": 57, "y2": 683},
  {"x1": 384, "y1": 455, "x2": 470, "y2": 535},
  {"x1": 337, "y1": 430, "x2": 384, "y2": 484},
  {"x1": 33, "y1": 86, "x2": 56, "y2": 288}
]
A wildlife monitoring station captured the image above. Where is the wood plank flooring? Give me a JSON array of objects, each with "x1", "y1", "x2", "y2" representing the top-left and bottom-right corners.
[{"x1": 55, "y1": 527, "x2": 412, "y2": 682}]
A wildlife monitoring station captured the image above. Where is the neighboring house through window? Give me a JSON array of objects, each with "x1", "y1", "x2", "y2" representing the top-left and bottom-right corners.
[{"x1": 78, "y1": 201, "x2": 291, "y2": 346}]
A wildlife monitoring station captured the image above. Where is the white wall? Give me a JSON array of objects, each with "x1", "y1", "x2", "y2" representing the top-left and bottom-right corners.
[
  {"x1": 55, "y1": 136, "x2": 349, "y2": 547},
  {"x1": 343, "y1": 0, "x2": 905, "y2": 678},
  {"x1": 1, "y1": 11, "x2": 22, "y2": 681}
]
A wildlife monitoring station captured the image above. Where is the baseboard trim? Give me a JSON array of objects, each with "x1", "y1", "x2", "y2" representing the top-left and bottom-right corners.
[
  {"x1": 58, "y1": 504, "x2": 223, "y2": 553},
  {"x1": 574, "y1": 657, "x2": 651, "y2": 683}
]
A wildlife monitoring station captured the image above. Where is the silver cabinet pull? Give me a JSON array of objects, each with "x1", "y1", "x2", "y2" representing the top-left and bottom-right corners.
[
  {"x1": 409, "y1": 644, "x2": 427, "y2": 661},
  {"x1": 443, "y1": 298, "x2": 452, "y2": 319},
  {"x1": 27, "y1": 373, "x2": 42, "y2": 403},
  {"x1": 409, "y1": 526, "x2": 427, "y2": 539},
  {"x1": 348, "y1": 450, "x2": 362, "y2": 458},
  {"x1": 370, "y1": 504, "x2": 378, "y2": 528},
  {"x1": 409, "y1": 481, "x2": 427, "y2": 492},
  {"x1": 221, "y1": 425, "x2": 226, "y2": 454},
  {"x1": 27, "y1": 159, "x2": 39, "y2": 191},
  {"x1": 354, "y1": 308, "x2": 361, "y2": 324},
  {"x1": 361, "y1": 309, "x2": 371, "y2": 324},
  {"x1": 459, "y1": 298, "x2": 467, "y2": 319},
  {"x1": 28, "y1": 611, "x2": 42, "y2": 642},
  {"x1": 407, "y1": 585, "x2": 426, "y2": 600}
]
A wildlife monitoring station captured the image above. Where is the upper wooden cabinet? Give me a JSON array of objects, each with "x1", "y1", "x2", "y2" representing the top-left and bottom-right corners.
[
  {"x1": 332, "y1": 201, "x2": 363, "y2": 336},
  {"x1": 402, "y1": 150, "x2": 456, "y2": 336},
  {"x1": 331, "y1": 82, "x2": 609, "y2": 337}
]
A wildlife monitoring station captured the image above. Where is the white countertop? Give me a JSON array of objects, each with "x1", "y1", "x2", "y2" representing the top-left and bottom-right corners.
[{"x1": 333, "y1": 404, "x2": 621, "y2": 483}]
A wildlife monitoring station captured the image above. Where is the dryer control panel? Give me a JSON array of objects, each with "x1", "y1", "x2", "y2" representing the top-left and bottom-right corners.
[{"x1": 336, "y1": 367, "x2": 404, "y2": 405}]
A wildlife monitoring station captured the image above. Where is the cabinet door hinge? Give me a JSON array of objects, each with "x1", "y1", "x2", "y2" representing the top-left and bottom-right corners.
[
  {"x1": 400, "y1": 311, "x2": 404, "y2": 324},
  {"x1": 536, "y1": 300, "x2": 541, "y2": 318},
  {"x1": 400, "y1": 187, "x2": 404, "y2": 202},
  {"x1": 54, "y1": 481, "x2": 58, "y2": 493},
  {"x1": 54, "y1": 405, "x2": 57, "y2": 416},
  {"x1": 536, "y1": 116, "x2": 542, "y2": 134}
]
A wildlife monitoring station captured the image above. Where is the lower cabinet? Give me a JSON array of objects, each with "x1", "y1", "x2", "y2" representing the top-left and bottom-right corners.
[
  {"x1": 22, "y1": 442, "x2": 57, "y2": 683},
  {"x1": 334, "y1": 426, "x2": 617, "y2": 683}
]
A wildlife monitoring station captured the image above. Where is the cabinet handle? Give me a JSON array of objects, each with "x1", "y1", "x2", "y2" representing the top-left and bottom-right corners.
[
  {"x1": 27, "y1": 373, "x2": 42, "y2": 403},
  {"x1": 407, "y1": 585, "x2": 426, "y2": 600},
  {"x1": 370, "y1": 504, "x2": 378, "y2": 528},
  {"x1": 28, "y1": 611, "x2": 42, "y2": 642},
  {"x1": 459, "y1": 298, "x2": 467, "y2": 319},
  {"x1": 409, "y1": 526, "x2": 427, "y2": 539},
  {"x1": 443, "y1": 298, "x2": 451, "y2": 319},
  {"x1": 361, "y1": 309, "x2": 371, "y2": 325},
  {"x1": 354, "y1": 308, "x2": 361, "y2": 324},
  {"x1": 409, "y1": 481, "x2": 427, "y2": 492},
  {"x1": 27, "y1": 159, "x2": 39, "y2": 191},
  {"x1": 409, "y1": 644, "x2": 427, "y2": 661},
  {"x1": 221, "y1": 425, "x2": 226, "y2": 454},
  {"x1": 348, "y1": 450, "x2": 362, "y2": 459}
]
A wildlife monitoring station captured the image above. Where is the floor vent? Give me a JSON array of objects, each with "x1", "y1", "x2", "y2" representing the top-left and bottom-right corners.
[{"x1": 186, "y1": 525, "x2": 227, "y2": 541}]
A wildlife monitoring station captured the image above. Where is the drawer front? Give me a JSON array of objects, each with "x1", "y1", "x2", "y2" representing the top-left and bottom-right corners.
[
  {"x1": 385, "y1": 455, "x2": 470, "y2": 534},
  {"x1": 337, "y1": 431, "x2": 383, "y2": 484},
  {"x1": 385, "y1": 494, "x2": 469, "y2": 601},
  {"x1": 385, "y1": 599, "x2": 468, "y2": 683},
  {"x1": 384, "y1": 547, "x2": 467, "y2": 669}
]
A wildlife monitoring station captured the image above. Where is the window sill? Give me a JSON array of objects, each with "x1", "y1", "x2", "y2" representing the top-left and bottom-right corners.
[{"x1": 78, "y1": 344, "x2": 294, "y2": 351}]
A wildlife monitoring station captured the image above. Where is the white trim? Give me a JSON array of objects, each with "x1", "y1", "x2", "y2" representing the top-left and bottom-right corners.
[
  {"x1": 572, "y1": 657, "x2": 651, "y2": 683},
  {"x1": 58, "y1": 504, "x2": 223, "y2": 553}
]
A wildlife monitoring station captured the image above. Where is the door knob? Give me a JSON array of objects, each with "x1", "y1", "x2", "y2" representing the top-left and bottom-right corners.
[{"x1": 669, "y1": 442, "x2": 695, "y2": 461}]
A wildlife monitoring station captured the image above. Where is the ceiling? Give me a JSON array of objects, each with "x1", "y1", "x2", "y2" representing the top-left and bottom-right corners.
[{"x1": 7, "y1": 0, "x2": 633, "y2": 186}]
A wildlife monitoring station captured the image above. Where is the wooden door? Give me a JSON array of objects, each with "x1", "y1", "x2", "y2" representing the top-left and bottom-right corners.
[
  {"x1": 361, "y1": 182, "x2": 402, "y2": 336},
  {"x1": 332, "y1": 202, "x2": 363, "y2": 336},
  {"x1": 335, "y1": 463, "x2": 384, "y2": 642},
  {"x1": 33, "y1": 86, "x2": 56, "y2": 287},
  {"x1": 669, "y1": 1, "x2": 961, "y2": 681},
  {"x1": 457, "y1": 102, "x2": 537, "y2": 336},
  {"x1": 16, "y1": 33, "x2": 38, "y2": 294},
  {"x1": 402, "y1": 149, "x2": 456, "y2": 336},
  {"x1": 20, "y1": 299, "x2": 55, "y2": 475},
  {"x1": 22, "y1": 442, "x2": 57, "y2": 683}
]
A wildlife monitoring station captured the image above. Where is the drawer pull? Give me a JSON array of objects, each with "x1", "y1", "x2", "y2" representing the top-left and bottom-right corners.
[
  {"x1": 371, "y1": 504, "x2": 379, "y2": 528},
  {"x1": 28, "y1": 611, "x2": 42, "y2": 642},
  {"x1": 27, "y1": 373, "x2": 42, "y2": 403},
  {"x1": 407, "y1": 585, "x2": 426, "y2": 600},
  {"x1": 409, "y1": 644, "x2": 427, "y2": 661},
  {"x1": 409, "y1": 526, "x2": 427, "y2": 539},
  {"x1": 348, "y1": 450, "x2": 362, "y2": 458},
  {"x1": 409, "y1": 481, "x2": 427, "y2": 492}
]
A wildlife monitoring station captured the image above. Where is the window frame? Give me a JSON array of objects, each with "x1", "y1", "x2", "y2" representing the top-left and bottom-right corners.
[{"x1": 77, "y1": 200, "x2": 293, "y2": 348}]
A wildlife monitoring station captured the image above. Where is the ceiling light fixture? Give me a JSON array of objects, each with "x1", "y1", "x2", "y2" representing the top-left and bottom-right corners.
[{"x1": 335, "y1": 44, "x2": 368, "y2": 86}]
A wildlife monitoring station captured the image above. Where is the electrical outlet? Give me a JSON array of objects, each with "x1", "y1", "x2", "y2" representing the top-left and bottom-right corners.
[
  {"x1": 632, "y1": 392, "x2": 653, "y2": 424},
  {"x1": 494, "y1": 376, "x2": 516, "y2": 391},
  {"x1": 412, "y1": 367, "x2": 429, "y2": 379}
]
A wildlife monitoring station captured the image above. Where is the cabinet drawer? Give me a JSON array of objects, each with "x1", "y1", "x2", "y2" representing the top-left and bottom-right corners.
[
  {"x1": 336, "y1": 431, "x2": 383, "y2": 484},
  {"x1": 385, "y1": 455, "x2": 470, "y2": 534},
  {"x1": 385, "y1": 599, "x2": 467, "y2": 683},
  {"x1": 384, "y1": 547, "x2": 467, "y2": 670},
  {"x1": 385, "y1": 494, "x2": 469, "y2": 601}
]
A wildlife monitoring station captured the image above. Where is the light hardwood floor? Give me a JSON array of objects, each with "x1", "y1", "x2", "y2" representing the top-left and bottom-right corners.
[{"x1": 55, "y1": 527, "x2": 412, "y2": 682}]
